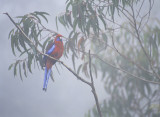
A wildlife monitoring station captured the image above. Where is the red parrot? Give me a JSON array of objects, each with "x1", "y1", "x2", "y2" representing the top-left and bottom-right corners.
[{"x1": 43, "y1": 34, "x2": 64, "y2": 91}]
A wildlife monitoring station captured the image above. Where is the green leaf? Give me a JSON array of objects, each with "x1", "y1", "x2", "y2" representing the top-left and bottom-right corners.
[
  {"x1": 19, "y1": 35, "x2": 27, "y2": 51},
  {"x1": 112, "y1": 0, "x2": 119, "y2": 8},
  {"x1": 23, "y1": 18, "x2": 30, "y2": 36},
  {"x1": 27, "y1": 53, "x2": 34, "y2": 73},
  {"x1": 8, "y1": 64, "x2": 14, "y2": 70},
  {"x1": 39, "y1": 54, "x2": 44, "y2": 68},
  {"x1": 37, "y1": 29, "x2": 43, "y2": 38},
  {"x1": 19, "y1": 48, "x2": 30, "y2": 57},
  {"x1": 110, "y1": 5, "x2": 115, "y2": 20},
  {"x1": 88, "y1": 3, "x2": 94, "y2": 14},
  {"x1": 72, "y1": 54, "x2": 76, "y2": 71},
  {"x1": 92, "y1": 63, "x2": 97, "y2": 78},
  {"x1": 30, "y1": 13, "x2": 41, "y2": 23},
  {"x1": 64, "y1": 42, "x2": 69, "y2": 58},
  {"x1": 42, "y1": 37, "x2": 51, "y2": 53},
  {"x1": 73, "y1": 18, "x2": 78, "y2": 32},
  {"x1": 31, "y1": 45, "x2": 37, "y2": 55},
  {"x1": 77, "y1": 64, "x2": 82, "y2": 75},
  {"x1": 65, "y1": 12, "x2": 73, "y2": 27},
  {"x1": 72, "y1": 2, "x2": 78, "y2": 18},
  {"x1": 14, "y1": 61, "x2": 19, "y2": 77},
  {"x1": 15, "y1": 36, "x2": 22, "y2": 53},
  {"x1": 8, "y1": 29, "x2": 14, "y2": 39},
  {"x1": 82, "y1": 62, "x2": 89, "y2": 77},
  {"x1": 18, "y1": 15, "x2": 27, "y2": 24},
  {"x1": 58, "y1": 16, "x2": 66, "y2": 27},
  {"x1": 23, "y1": 61, "x2": 27, "y2": 77},
  {"x1": 40, "y1": 13, "x2": 49, "y2": 23},
  {"x1": 19, "y1": 63, "x2": 23, "y2": 81},
  {"x1": 66, "y1": 0, "x2": 72, "y2": 11},
  {"x1": 50, "y1": 70, "x2": 55, "y2": 82},
  {"x1": 99, "y1": 15, "x2": 107, "y2": 30}
]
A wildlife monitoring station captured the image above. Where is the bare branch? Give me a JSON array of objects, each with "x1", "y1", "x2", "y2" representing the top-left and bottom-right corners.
[
  {"x1": 130, "y1": 3, "x2": 160, "y2": 80},
  {"x1": 95, "y1": 54, "x2": 160, "y2": 85},
  {"x1": 89, "y1": 34, "x2": 153, "y2": 75},
  {"x1": 89, "y1": 50, "x2": 102, "y2": 117},
  {"x1": 76, "y1": 48, "x2": 160, "y2": 85},
  {"x1": 136, "y1": 0, "x2": 145, "y2": 18}
]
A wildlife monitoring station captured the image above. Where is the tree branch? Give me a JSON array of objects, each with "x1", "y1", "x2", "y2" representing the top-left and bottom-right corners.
[
  {"x1": 88, "y1": 34, "x2": 153, "y2": 75},
  {"x1": 89, "y1": 50, "x2": 102, "y2": 117},
  {"x1": 4, "y1": 12, "x2": 91, "y2": 86},
  {"x1": 130, "y1": 3, "x2": 160, "y2": 80},
  {"x1": 5, "y1": 13, "x2": 107, "y2": 116},
  {"x1": 76, "y1": 48, "x2": 160, "y2": 85}
]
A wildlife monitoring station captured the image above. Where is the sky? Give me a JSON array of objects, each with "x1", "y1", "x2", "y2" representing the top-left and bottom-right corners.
[
  {"x1": 0, "y1": 0, "x2": 106, "y2": 117},
  {"x1": 0, "y1": 0, "x2": 160, "y2": 117}
]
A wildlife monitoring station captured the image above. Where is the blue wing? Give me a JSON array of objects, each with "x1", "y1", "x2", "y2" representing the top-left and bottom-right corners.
[
  {"x1": 43, "y1": 43, "x2": 55, "y2": 65},
  {"x1": 46, "y1": 44, "x2": 55, "y2": 54}
]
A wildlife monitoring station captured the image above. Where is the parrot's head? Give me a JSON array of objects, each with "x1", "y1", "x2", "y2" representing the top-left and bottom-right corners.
[{"x1": 55, "y1": 34, "x2": 63, "y2": 42}]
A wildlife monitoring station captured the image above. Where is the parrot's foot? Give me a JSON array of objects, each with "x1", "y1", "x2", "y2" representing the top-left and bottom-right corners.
[{"x1": 43, "y1": 88, "x2": 47, "y2": 91}]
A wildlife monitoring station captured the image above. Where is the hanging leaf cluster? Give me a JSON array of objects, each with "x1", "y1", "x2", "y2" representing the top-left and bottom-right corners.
[{"x1": 8, "y1": 11, "x2": 56, "y2": 80}]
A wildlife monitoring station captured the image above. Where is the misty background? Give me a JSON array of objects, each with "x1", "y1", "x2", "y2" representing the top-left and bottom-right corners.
[{"x1": 0, "y1": 0, "x2": 160, "y2": 117}]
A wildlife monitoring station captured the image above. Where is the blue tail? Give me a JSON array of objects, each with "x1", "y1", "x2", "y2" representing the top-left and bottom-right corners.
[{"x1": 43, "y1": 67, "x2": 51, "y2": 91}]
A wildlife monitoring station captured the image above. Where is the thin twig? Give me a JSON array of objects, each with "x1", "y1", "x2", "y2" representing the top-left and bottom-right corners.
[
  {"x1": 95, "y1": 54, "x2": 160, "y2": 85},
  {"x1": 89, "y1": 50, "x2": 102, "y2": 117},
  {"x1": 136, "y1": 0, "x2": 145, "y2": 18},
  {"x1": 139, "y1": 0, "x2": 154, "y2": 33},
  {"x1": 130, "y1": 3, "x2": 160, "y2": 80},
  {"x1": 76, "y1": 48, "x2": 160, "y2": 85},
  {"x1": 89, "y1": 34, "x2": 153, "y2": 75}
]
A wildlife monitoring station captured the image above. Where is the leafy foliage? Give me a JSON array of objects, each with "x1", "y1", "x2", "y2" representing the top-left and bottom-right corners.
[
  {"x1": 8, "y1": 11, "x2": 55, "y2": 80},
  {"x1": 7, "y1": 0, "x2": 160, "y2": 117},
  {"x1": 56, "y1": 0, "x2": 160, "y2": 117},
  {"x1": 87, "y1": 21, "x2": 160, "y2": 117}
]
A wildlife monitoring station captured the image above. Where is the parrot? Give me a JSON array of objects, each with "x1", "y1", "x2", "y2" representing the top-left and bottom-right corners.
[{"x1": 43, "y1": 34, "x2": 64, "y2": 91}]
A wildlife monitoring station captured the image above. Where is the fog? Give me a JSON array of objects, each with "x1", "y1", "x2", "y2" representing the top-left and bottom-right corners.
[{"x1": 0, "y1": 0, "x2": 160, "y2": 117}]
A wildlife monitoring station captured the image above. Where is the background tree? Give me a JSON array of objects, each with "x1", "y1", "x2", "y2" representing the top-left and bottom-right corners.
[{"x1": 6, "y1": 0, "x2": 160, "y2": 117}]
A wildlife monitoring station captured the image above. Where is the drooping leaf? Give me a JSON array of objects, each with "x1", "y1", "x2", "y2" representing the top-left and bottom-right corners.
[
  {"x1": 19, "y1": 63, "x2": 23, "y2": 81},
  {"x1": 77, "y1": 64, "x2": 82, "y2": 75},
  {"x1": 27, "y1": 53, "x2": 34, "y2": 73},
  {"x1": 8, "y1": 64, "x2": 14, "y2": 70},
  {"x1": 14, "y1": 61, "x2": 19, "y2": 77},
  {"x1": 23, "y1": 61, "x2": 27, "y2": 77},
  {"x1": 50, "y1": 70, "x2": 55, "y2": 82},
  {"x1": 72, "y1": 54, "x2": 76, "y2": 71}
]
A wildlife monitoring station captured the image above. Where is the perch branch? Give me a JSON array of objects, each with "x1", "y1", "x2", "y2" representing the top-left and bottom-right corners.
[{"x1": 4, "y1": 12, "x2": 91, "y2": 86}]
